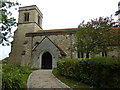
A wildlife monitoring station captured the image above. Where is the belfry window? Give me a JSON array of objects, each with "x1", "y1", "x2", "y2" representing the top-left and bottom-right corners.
[
  {"x1": 38, "y1": 15, "x2": 40, "y2": 25},
  {"x1": 24, "y1": 13, "x2": 29, "y2": 21}
]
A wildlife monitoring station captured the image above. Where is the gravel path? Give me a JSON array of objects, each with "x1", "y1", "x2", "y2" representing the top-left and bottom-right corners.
[{"x1": 28, "y1": 70, "x2": 70, "y2": 88}]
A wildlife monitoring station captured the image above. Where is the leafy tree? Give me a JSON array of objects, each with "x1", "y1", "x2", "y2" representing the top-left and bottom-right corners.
[
  {"x1": 115, "y1": 1, "x2": 120, "y2": 16},
  {"x1": 76, "y1": 16, "x2": 116, "y2": 58},
  {"x1": 76, "y1": 22, "x2": 94, "y2": 58},
  {"x1": 115, "y1": 10, "x2": 120, "y2": 16},
  {"x1": 0, "y1": 0, "x2": 19, "y2": 46}
]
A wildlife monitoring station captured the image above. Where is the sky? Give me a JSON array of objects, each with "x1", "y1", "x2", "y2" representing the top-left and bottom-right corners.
[
  {"x1": 0, "y1": 0, "x2": 120, "y2": 60},
  {"x1": 18, "y1": 0, "x2": 120, "y2": 29}
]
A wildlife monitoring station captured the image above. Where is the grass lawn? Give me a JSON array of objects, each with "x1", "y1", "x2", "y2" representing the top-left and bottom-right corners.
[{"x1": 52, "y1": 68, "x2": 91, "y2": 89}]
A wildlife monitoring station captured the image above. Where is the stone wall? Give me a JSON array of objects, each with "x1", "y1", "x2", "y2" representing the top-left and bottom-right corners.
[
  {"x1": 48, "y1": 34, "x2": 77, "y2": 58},
  {"x1": 21, "y1": 36, "x2": 44, "y2": 66},
  {"x1": 21, "y1": 33, "x2": 78, "y2": 68}
]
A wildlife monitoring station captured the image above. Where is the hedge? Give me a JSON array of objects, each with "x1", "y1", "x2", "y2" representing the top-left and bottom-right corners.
[{"x1": 57, "y1": 56, "x2": 120, "y2": 88}]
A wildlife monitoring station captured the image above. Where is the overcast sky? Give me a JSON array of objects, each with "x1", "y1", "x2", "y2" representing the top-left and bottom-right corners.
[
  {"x1": 17, "y1": 0, "x2": 120, "y2": 29},
  {"x1": 0, "y1": 0, "x2": 120, "y2": 60}
]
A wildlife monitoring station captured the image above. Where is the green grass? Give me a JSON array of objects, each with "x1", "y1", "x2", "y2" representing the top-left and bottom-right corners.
[
  {"x1": 52, "y1": 68, "x2": 91, "y2": 89},
  {"x1": 2, "y1": 64, "x2": 38, "y2": 89}
]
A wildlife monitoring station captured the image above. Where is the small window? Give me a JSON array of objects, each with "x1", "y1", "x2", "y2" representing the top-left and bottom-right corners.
[
  {"x1": 38, "y1": 15, "x2": 40, "y2": 25},
  {"x1": 77, "y1": 45, "x2": 84, "y2": 58},
  {"x1": 78, "y1": 51, "x2": 84, "y2": 58},
  {"x1": 102, "y1": 52, "x2": 107, "y2": 57},
  {"x1": 24, "y1": 13, "x2": 29, "y2": 21}
]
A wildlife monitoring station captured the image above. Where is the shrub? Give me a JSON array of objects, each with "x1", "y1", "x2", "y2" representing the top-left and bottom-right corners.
[
  {"x1": 57, "y1": 58, "x2": 83, "y2": 77},
  {"x1": 57, "y1": 56, "x2": 120, "y2": 88},
  {"x1": 2, "y1": 64, "x2": 33, "y2": 89}
]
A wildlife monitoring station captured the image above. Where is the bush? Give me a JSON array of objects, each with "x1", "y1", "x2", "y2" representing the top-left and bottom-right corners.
[
  {"x1": 57, "y1": 58, "x2": 83, "y2": 77},
  {"x1": 57, "y1": 56, "x2": 120, "y2": 88},
  {"x1": 2, "y1": 64, "x2": 34, "y2": 89}
]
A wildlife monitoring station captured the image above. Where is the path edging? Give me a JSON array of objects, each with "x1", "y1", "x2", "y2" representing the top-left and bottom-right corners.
[{"x1": 27, "y1": 72, "x2": 32, "y2": 89}]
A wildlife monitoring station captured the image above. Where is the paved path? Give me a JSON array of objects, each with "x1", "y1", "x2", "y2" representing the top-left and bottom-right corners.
[{"x1": 28, "y1": 70, "x2": 70, "y2": 88}]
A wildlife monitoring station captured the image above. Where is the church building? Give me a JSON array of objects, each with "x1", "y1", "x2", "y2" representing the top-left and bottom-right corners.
[
  {"x1": 9, "y1": 5, "x2": 120, "y2": 69},
  {"x1": 9, "y1": 5, "x2": 79, "y2": 69}
]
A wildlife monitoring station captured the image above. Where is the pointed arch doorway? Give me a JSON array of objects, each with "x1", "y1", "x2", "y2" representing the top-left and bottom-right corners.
[{"x1": 41, "y1": 52, "x2": 52, "y2": 69}]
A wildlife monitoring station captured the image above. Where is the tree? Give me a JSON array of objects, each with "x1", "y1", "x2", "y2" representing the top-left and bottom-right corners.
[
  {"x1": 115, "y1": 2, "x2": 120, "y2": 16},
  {"x1": 76, "y1": 22, "x2": 95, "y2": 58},
  {"x1": 76, "y1": 16, "x2": 116, "y2": 58},
  {"x1": 0, "y1": 0, "x2": 19, "y2": 46},
  {"x1": 115, "y1": 10, "x2": 120, "y2": 16}
]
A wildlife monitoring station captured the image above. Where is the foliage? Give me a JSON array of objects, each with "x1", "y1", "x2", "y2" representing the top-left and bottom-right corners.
[
  {"x1": 0, "y1": 0, "x2": 20, "y2": 45},
  {"x1": 57, "y1": 57, "x2": 120, "y2": 88},
  {"x1": 76, "y1": 17, "x2": 117, "y2": 57},
  {"x1": 57, "y1": 58, "x2": 83, "y2": 77},
  {"x1": 0, "y1": 57, "x2": 9, "y2": 64},
  {"x1": 115, "y1": 9, "x2": 120, "y2": 16},
  {"x1": 2, "y1": 64, "x2": 35, "y2": 89},
  {"x1": 113, "y1": 9, "x2": 120, "y2": 27},
  {"x1": 52, "y1": 68, "x2": 91, "y2": 88}
]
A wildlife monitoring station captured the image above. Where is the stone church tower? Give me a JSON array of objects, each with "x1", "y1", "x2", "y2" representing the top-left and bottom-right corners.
[{"x1": 9, "y1": 5, "x2": 43, "y2": 65}]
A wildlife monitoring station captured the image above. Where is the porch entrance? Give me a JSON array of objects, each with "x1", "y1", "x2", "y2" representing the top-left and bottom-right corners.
[{"x1": 41, "y1": 52, "x2": 52, "y2": 69}]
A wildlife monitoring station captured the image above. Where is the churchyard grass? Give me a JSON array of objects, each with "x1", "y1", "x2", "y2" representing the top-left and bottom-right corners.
[{"x1": 52, "y1": 68, "x2": 91, "y2": 89}]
